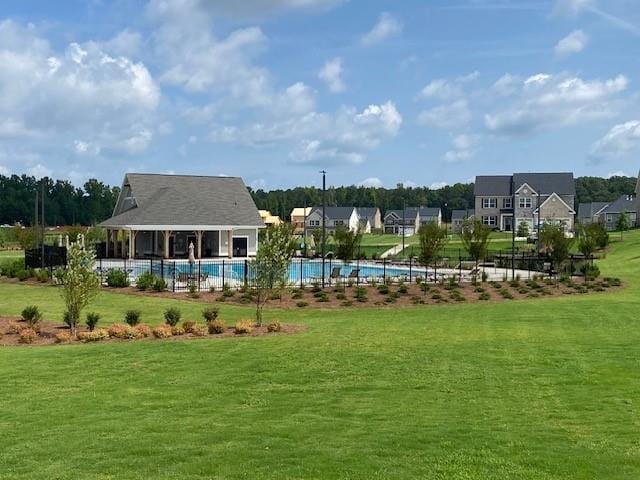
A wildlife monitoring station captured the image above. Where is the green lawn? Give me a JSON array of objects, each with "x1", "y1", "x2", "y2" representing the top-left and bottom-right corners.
[
  {"x1": 1, "y1": 232, "x2": 640, "y2": 478},
  {"x1": 0, "y1": 249, "x2": 24, "y2": 259}
]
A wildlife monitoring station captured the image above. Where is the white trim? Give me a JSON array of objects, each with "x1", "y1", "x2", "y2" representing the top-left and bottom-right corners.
[
  {"x1": 533, "y1": 193, "x2": 576, "y2": 214},
  {"x1": 103, "y1": 224, "x2": 264, "y2": 230},
  {"x1": 231, "y1": 235, "x2": 250, "y2": 257},
  {"x1": 515, "y1": 182, "x2": 537, "y2": 195},
  {"x1": 500, "y1": 213, "x2": 513, "y2": 231}
]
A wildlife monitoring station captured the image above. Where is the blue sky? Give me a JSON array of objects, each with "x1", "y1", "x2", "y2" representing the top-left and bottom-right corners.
[{"x1": 0, "y1": 0, "x2": 639, "y2": 190}]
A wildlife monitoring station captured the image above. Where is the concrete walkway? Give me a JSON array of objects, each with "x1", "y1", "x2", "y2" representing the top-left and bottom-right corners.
[{"x1": 380, "y1": 243, "x2": 404, "y2": 259}]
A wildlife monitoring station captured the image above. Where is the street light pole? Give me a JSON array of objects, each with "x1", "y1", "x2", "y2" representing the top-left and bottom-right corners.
[
  {"x1": 511, "y1": 176, "x2": 516, "y2": 280},
  {"x1": 41, "y1": 179, "x2": 45, "y2": 269},
  {"x1": 320, "y1": 170, "x2": 326, "y2": 288},
  {"x1": 402, "y1": 199, "x2": 406, "y2": 254}
]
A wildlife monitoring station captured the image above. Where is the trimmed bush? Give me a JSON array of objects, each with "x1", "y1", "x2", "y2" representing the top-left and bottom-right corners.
[
  {"x1": 36, "y1": 269, "x2": 49, "y2": 283},
  {"x1": 21, "y1": 305, "x2": 42, "y2": 326},
  {"x1": 267, "y1": 320, "x2": 282, "y2": 332},
  {"x1": 108, "y1": 323, "x2": 128, "y2": 339},
  {"x1": 234, "y1": 320, "x2": 254, "y2": 335},
  {"x1": 152, "y1": 325, "x2": 173, "y2": 339},
  {"x1": 7, "y1": 322, "x2": 23, "y2": 334},
  {"x1": 207, "y1": 319, "x2": 226, "y2": 334},
  {"x1": 136, "y1": 271, "x2": 155, "y2": 290},
  {"x1": 341, "y1": 300, "x2": 353, "y2": 307},
  {"x1": 106, "y1": 269, "x2": 129, "y2": 288},
  {"x1": 124, "y1": 310, "x2": 141, "y2": 326},
  {"x1": 478, "y1": 292, "x2": 491, "y2": 301},
  {"x1": 77, "y1": 329, "x2": 108, "y2": 342},
  {"x1": 182, "y1": 320, "x2": 196, "y2": 334},
  {"x1": 377, "y1": 285, "x2": 390, "y2": 295},
  {"x1": 581, "y1": 264, "x2": 601, "y2": 281},
  {"x1": 19, "y1": 327, "x2": 38, "y2": 344},
  {"x1": 398, "y1": 284, "x2": 408, "y2": 295},
  {"x1": 152, "y1": 277, "x2": 167, "y2": 292},
  {"x1": 85, "y1": 312, "x2": 100, "y2": 332},
  {"x1": 135, "y1": 324, "x2": 152, "y2": 338},
  {"x1": 202, "y1": 307, "x2": 219, "y2": 322},
  {"x1": 296, "y1": 301, "x2": 308, "y2": 308},
  {"x1": 54, "y1": 331, "x2": 72, "y2": 343},
  {"x1": 171, "y1": 325, "x2": 185, "y2": 336},
  {"x1": 191, "y1": 324, "x2": 208, "y2": 336},
  {"x1": 336, "y1": 292, "x2": 347, "y2": 300},
  {"x1": 164, "y1": 307, "x2": 181, "y2": 326}
]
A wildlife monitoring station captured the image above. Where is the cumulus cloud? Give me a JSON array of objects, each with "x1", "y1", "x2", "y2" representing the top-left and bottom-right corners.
[
  {"x1": 27, "y1": 163, "x2": 52, "y2": 179},
  {"x1": 444, "y1": 134, "x2": 479, "y2": 162},
  {"x1": 554, "y1": 30, "x2": 588, "y2": 58},
  {"x1": 418, "y1": 79, "x2": 464, "y2": 102},
  {"x1": 359, "y1": 177, "x2": 384, "y2": 188},
  {"x1": 0, "y1": 165, "x2": 9, "y2": 176},
  {"x1": 318, "y1": 57, "x2": 345, "y2": 93},
  {"x1": 485, "y1": 73, "x2": 628, "y2": 136},
  {"x1": 361, "y1": 12, "x2": 403, "y2": 46},
  {"x1": 0, "y1": 20, "x2": 159, "y2": 157},
  {"x1": 209, "y1": 101, "x2": 402, "y2": 165},
  {"x1": 418, "y1": 100, "x2": 472, "y2": 130},
  {"x1": 590, "y1": 120, "x2": 640, "y2": 158}
]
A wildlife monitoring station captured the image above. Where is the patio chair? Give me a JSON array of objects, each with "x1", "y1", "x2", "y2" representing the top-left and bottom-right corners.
[
  {"x1": 177, "y1": 272, "x2": 189, "y2": 283},
  {"x1": 329, "y1": 266, "x2": 342, "y2": 284}
]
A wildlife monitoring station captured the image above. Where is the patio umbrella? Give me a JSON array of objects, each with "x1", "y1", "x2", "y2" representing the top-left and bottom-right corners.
[{"x1": 188, "y1": 242, "x2": 196, "y2": 264}]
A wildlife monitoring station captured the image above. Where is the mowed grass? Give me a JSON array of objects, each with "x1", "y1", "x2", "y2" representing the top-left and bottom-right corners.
[
  {"x1": 0, "y1": 249, "x2": 24, "y2": 258},
  {"x1": 1, "y1": 233, "x2": 640, "y2": 478}
]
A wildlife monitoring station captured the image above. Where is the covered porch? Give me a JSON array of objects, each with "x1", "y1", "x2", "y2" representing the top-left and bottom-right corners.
[{"x1": 104, "y1": 228, "x2": 257, "y2": 259}]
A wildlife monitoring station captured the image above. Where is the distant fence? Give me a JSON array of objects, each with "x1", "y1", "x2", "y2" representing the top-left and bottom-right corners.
[
  {"x1": 93, "y1": 252, "x2": 595, "y2": 293},
  {"x1": 25, "y1": 246, "x2": 67, "y2": 270}
]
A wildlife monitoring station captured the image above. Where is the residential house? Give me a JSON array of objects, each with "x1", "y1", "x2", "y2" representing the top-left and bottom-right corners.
[
  {"x1": 305, "y1": 207, "x2": 360, "y2": 236},
  {"x1": 600, "y1": 194, "x2": 637, "y2": 231},
  {"x1": 636, "y1": 171, "x2": 640, "y2": 227},
  {"x1": 474, "y1": 173, "x2": 576, "y2": 233},
  {"x1": 451, "y1": 209, "x2": 475, "y2": 233},
  {"x1": 356, "y1": 207, "x2": 382, "y2": 231},
  {"x1": 418, "y1": 207, "x2": 442, "y2": 227},
  {"x1": 99, "y1": 173, "x2": 264, "y2": 259},
  {"x1": 290, "y1": 207, "x2": 312, "y2": 234},
  {"x1": 258, "y1": 210, "x2": 282, "y2": 227},
  {"x1": 577, "y1": 202, "x2": 609, "y2": 226},
  {"x1": 383, "y1": 208, "x2": 420, "y2": 235}
]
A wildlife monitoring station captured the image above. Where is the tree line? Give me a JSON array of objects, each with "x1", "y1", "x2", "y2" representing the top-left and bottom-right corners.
[{"x1": 0, "y1": 174, "x2": 636, "y2": 226}]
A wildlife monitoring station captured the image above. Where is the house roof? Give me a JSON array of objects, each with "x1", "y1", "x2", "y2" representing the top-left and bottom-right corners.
[
  {"x1": 577, "y1": 202, "x2": 609, "y2": 219},
  {"x1": 418, "y1": 207, "x2": 441, "y2": 218},
  {"x1": 474, "y1": 172, "x2": 575, "y2": 196},
  {"x1": 290, "y1": 207, "x2": 312, "y2": 217},
  {"x1": 451, "y1": 209, "x2": 475, "y2": 220},
  {"x1": 309, "y1": 206, "x2": 356, "y2": 220},
  {"x1": 99, "y1": 173, "x2": 264, "y2": 228},
  {"x1": 384, "y1": 208, "x2": 420, "y2": 220},
  {"x1": 601, "y1": 194, "x2": 637, "y2": 214},
  {"x1": 356, "y1": 207, "x2": 379, "y2": 219}
]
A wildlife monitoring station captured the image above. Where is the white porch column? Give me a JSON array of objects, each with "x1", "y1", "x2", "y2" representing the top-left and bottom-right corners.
[{"x1": 227, "y1": 229, "x2": 233, "y2": 259}]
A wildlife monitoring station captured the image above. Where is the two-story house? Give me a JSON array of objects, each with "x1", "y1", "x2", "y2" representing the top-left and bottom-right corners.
[
  {"x1": 451, "y1": 209, "x2": 475, "y2": 233},
  {"x1": 474, "y1": 173, "x2": 576, "y2": 233},
  {"x1": 600, "y1": 194, "x2": 637, "y2": 231},
  {"x1": 290, "y1": 207, "x2": 312, "y2": 234},
  {"x1": 356, "y1": 207, "x2": 382, "y2": 231},
  {"x1": 305, "y1": 207, "x2": 361, "y2": 236},
  {"x1": 383, "y1": 207, "x2": 441, "y2": 235}
]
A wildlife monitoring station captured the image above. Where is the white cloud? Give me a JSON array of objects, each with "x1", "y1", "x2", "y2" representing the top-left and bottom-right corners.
[
  {"x1": 418, "y1": 79, "x2": 464, "y2": 101},
  {"x1": 0, "y1": 20, "x2": 159, "y2": 155},
  {"x1": 430, "y1": 181, "x2": 448, "y2": 190},
  {"x1": 605, "y1": 170, "x2": 628, "y2": 178},
  {"x1": 418, "y1": 100, "x2": 472, "y2": 130},
  {"x1": 485, "y1": 73, "x2": 628, "y2": 136},
  {"x1": 157, "y1": 0, "x2": 345, "y2": 20},
  {"x1": 590, "y1": 120, "x2": 640, "y2": 158},
  {"x1": 444, "y1": 134, "x2": 479, "y2": 162},
  {"x1": 318, "y1": 57, "x2": 345, "y2": 93},
  {"x1": 0, "y1": 165, "x2": 9, "y2": 176},
  {"x1": 359, "y1": 177, "x2": 384, "y2": 188},
  {"x1": 101, "y1": 29, "x2": 143, "y2": 57},
  {"x1": 492, "y1": 73, "x2": 520, "y2": 96},
  {"x1": 552, "y1": 0, "x2": 593, "y2": 17},
  {"x1": 361, "y1": 12, "x2": 403, "y2": 46},
  {"x1": 27, "y1": 163, "x2": 52, "y2": 179},
  {"x1": 551, "y1": 0, "x2": 640, "y2": 36},
  {"x1": 209, "y1": 101, "x2": 402, "y2": 165},
  {"x1": 554, "y1": 30, "x2": 588, "y2": 58}
]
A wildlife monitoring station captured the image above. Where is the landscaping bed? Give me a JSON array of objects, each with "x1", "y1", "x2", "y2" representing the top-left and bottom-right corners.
[
  {"x1": 103, "y1": 276, "x2": 623, "y2": 309},
  {"x1": 0, "y1": 315, "x2": 304, "y2": 347}
]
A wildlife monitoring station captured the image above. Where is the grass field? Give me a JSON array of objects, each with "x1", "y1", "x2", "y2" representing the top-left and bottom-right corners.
[
  {"x1": 0, "y1": 249, "x2": 24, "y2": 258},
  {"x1": 1, "y1": 231, "x2": 640, "y2": 478}
]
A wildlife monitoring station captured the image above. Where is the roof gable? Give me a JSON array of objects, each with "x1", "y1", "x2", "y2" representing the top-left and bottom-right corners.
[{"x1": 534, "y1": 192, "x2": 576, "y2": 214}]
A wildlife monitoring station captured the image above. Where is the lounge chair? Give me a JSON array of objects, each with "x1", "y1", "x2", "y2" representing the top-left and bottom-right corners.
[{"x1": 329, "y1": 266, "x2": 342, "y2": 284}]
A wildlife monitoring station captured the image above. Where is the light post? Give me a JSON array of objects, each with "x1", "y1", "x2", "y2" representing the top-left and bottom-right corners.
[
  {"x1": 402, "y1": 198, "x2": 406, "y2": 254},
  {"x1": 511, "y1": 177, "x2": 516, "y2": 280},
  {"x1": 320, "y1": 170, "x2": 326, "y2": 288}
]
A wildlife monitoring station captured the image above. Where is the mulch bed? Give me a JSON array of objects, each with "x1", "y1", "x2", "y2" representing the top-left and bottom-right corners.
[
  {"x1": 0, "y1": 316, "x2": 304, "y2": 347},
  {"x1": 104, "y1": 277, "x2": 622, "y2": 309}
]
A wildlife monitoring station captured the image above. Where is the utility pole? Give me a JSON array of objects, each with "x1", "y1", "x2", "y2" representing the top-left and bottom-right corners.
[
  {"x1": 320, "y1": 170, "x2": 326, "y2": 288},
  {"x1": 402, "y1": 198, "x2": 406, "y2": 254},
  {"x1": 41, "y1": 179, "x2": 45, "y2": 269},
  {"x1": 536, "y1": 190, "x2": 541, "y2": 256},
  {"x1": 511, "y1": 176, "x2": 515, "y2": 280}
]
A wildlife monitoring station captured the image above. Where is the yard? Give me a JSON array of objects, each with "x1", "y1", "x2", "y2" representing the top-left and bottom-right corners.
[{"x1": 1, "y1": 231, "x2": 639, "y2": 478}]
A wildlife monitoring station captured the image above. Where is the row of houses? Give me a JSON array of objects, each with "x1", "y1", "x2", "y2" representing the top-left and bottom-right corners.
[{"x1": 291, "y1": 206, "x2": 442, "y2": 236}]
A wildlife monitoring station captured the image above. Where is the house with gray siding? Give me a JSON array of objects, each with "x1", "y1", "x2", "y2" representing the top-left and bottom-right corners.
[
  {"x1": 636, "y1": 171, "x2": 640, "y2": 227},
  {"x1": 305, "y1": 207, "x2": 361, "y2": 236},
  {"x1": 99, "y1": 173, "x2": 264, "y2": 259},
  {"x1": 474, "y1": 172, "x2": 576, "y2": 233},
  {"x1": 451, "y1": 209, "x2": 474, "y2": 233},
  {"x1": 356, "y1": 207, "x2": 382, "y2": 230},
  {"x1": 383, "y1": 207, "x2": 441, "y2": 235},
  {"x1": 600, "y1": 194, "x2": 637, "y2": 231},
  {"x1": 577, "y1": 202, "x2": 609, "y2": 226}
]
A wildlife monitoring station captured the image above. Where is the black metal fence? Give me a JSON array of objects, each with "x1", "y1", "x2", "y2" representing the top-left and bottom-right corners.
[
  {"x1": 25, "y1": 246, "x2": 67, "y2": 269},
  {"x1": 93, "y1": 252, "x2": 595, "y2": 293}
]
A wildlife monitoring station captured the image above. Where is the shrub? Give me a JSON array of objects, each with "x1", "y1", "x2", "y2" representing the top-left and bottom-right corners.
[
  {"x1": 234, "y1": 320, "x2": 254, "y2": 334},
  {"x1": 431, "y1": 292, "x2": 442, "y2": 300},
  {"x1": 581, "y1": 264, "x2": 601, "y2": 281},
  {"x1": 19, "y1": 327, "x2": 38, "y2": 344},
  {"x1": 268, "y1": 291, "x2": 281, "y2": 301},
  {"x1": 135, "y1": 324, "x2": 152, "y2": 338},
  {"x1": 21, "y1": 305, "x2": 42, "y2": 326},
  {"x1": 152, "y1": 277, "x2": 167, "y2": 292},
  {"x1": 267, "y1": 320, "x2": 282, "y2": 332},
  {"x1": 108, "y1": 323, "x2": 128, "y2": 339},
  {"x1": 164, "y1": 307, "x2": 181, "y2": 326},
  {"x1": 316, "y1": 293, "x2": 329, "y2": 302},
  {"x1": 499, "y1": 289, "x2": 514, "y2": 299},
  {"x1": 291, "y1": 291, "x2": 304, "y2": 299},
  {"x1": 207, "y1": 319, "x2": 226, "y2": 334},
  {"x1": 54, "y1": 331, "x2": 72, "y2": 343},
  {"x1": 136, "y1": 271, "x2": 155, "y2": 290},
  {"x1": 202, "y1": 307, "x2": 219, "y2": 322},
  {"x1": 215, "y1": 296, "x2": 226, "y2": 302},
  {"x1": 420, "y1": 283, "x2": 430, "y2": 294},
  {"x1": 296, "y1": 301, "x2": 308, "y2": 308},
  {"x1": 16, "y1": 269, "x2": 30, "y2": 281},
  {"x1": 604, "y1": 277, "x2": 622, "y2": 287},
  {"x1": 311, "y1": 282, "x2": 322, "y2": 293},
  {"x1": 509, "y1": 279, "x2": 520, "y2": 288},
  {"x1": 0, "y1": 258, "x2": 23, "y2": 277},
  {"x1": 106, "y1": 269, "x2": 129, "y2": 288},
  {"x1": 353, "y1": 287, "x2": 368, "y2": 303},
  {"x1": 478, "y1": 292, "x2": 491, "y2": 301},
  {"x1": 474, "y1": 287, "x2": 485, "y2": 293},
  {"x1": 398, "y1": 284, "x2": 408, "y2": 294},
  {"x1": 36, "y1": 269, "x2": 49, "y2": 283},
  {"x1": 171, "y1": 325, "x2": 185, "y2": 336},
  {"x1": 124, "y1": 310, "x2": 141, "y2": 326},
  {"x1": 85, "y1": 312, "x2": 100, "y2": 332},
  {"x1": 152, "y1": 324, "x2": 173, "y2": 339},
  {"x1": 7, "y1": 322, "x2": 23, "y2": 334},
  {"x1": 313, "y1": 290, "x2": 326, "y2": 298},
  {"x1": 341, "y1": 300, "x2": 353, "y2": 307},
  {"x1": 191, "y1": 324, "x2": 208, "y2": 336},
  {"x1": 336, "y1": 292, "x2": 347, "y2": 300},
  {"x1": 77, "y1": 329, "x2": 108, "y2": 342},
  {"x1": 182, "y1": 320, "x2": 196, "y2": 334},
  {"x1": 377, "y1": 284, "x2": 390, "y2": 295}
]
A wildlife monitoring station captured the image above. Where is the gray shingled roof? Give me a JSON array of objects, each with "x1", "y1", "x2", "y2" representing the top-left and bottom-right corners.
[
  {"x1": 577, "y1": 202, "x2": 609, "y2": 219},
  {"x1": 356, "y1": 207, "x2": 379, "y2": 222},
  {"x1": 419, "y1": 207, "x2": 441, "y2": 218},
  {"x1": 474, "y1": 173, "x2": 575, "y2": 196},
  {"x1": 451, "y1": 209, "x2": 475, "y2": 220},
  {"x1": 384, "y1": 208, "x2": 420, "y2": 220},
  {"x1": 99, "y1": 173, "x2": 264, "y2": 227},
  {"x1": 601, "y1": 194, "x2": 637, "y2": 214},
  {"x1": 310, "y1": 206, "x2": 356, "y2": 220}
]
